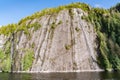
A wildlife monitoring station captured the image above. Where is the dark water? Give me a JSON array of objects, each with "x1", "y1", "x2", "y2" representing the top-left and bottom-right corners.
[{"x1": 0, "y1": 72, "x2": 120, "y2": 80}]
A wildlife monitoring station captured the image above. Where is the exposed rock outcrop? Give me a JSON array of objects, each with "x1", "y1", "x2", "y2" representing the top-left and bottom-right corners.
[
  {"x1": 0, "y1": 3, "x2": 120, "y2": 72},
  {"x1": 0, "y1": 8, "x2": 101, "y2": 72}
]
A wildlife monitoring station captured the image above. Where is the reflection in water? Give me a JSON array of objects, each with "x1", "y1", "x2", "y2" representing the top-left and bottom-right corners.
[{"x1": 0, "y1": 72, "x2": 120, "y2": 80}]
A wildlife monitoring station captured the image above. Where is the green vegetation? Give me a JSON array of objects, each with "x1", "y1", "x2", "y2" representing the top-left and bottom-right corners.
[
  {"x1": 22, "y1": 49, "x2": 34, "y2": 71},
  {"x1": 18, "y1": 2, "x2": 90, "y2": 24},
  {"x1": 1, "y1": 56, "x2": 11, "y2": 72},
  {"x1": 31, "y1": 42, "x2": 35, "y2": 48},
  {"x1": 0, "y1": 24, "x2": 17, "y2": 36},
  {"x1": 27, "y1": 22, "x2": 41, "y2": 31},
  {"x1": 16, "y1": 22, "x2": 41, "y2": 34},
  {"x1": 0, "y1": 22, "x2": 41, "y2": 36},
  {"x1": 0, "y1": 42, "x2": 11, "y2": 72},
  {"x1": 110, "y1": 3, "x2": 120, "y2": 12},
  {"x1": 83, "y1": 6, "x2": 120, "y2": 70},
  {"x1": 69, "y1": 8, "x2": 74, "y2": 19},
  {"x1": 58, "y1": 20, "x2": 62, "y2": 25},
  {"x1": 65, "y1": 44, "x2": 71, "y2": 50},
  {"x1": 0, "y1": 49, "x2": 5, "y2": 59},
  {"x1": 75, "y1": 27, "x2": 80, "y2": 32},
  {"x1": 51, "y1": 22, "x2": 56, "y2": 29}
]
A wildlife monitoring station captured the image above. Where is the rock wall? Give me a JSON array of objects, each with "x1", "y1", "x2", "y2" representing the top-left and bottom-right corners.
[{"x1": 0, "y1": 8, "x2": 101, "y2": 72}]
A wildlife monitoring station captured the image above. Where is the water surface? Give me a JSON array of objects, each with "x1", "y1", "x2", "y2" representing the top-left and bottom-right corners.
[{"x1": 0, "y1": 71, "x2": 120, "y2": 80}]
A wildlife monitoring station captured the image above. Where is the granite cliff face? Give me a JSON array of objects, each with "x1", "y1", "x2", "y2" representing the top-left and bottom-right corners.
[
  {"x1": 0, "y1": 8, "x2": 101, "y2": 72},
  {"x1": 0, "y1": 3, "x2": 120, "y2": 72},
  {"x1": 29, "y1": 9, "x2": 100, "y2": 71}
]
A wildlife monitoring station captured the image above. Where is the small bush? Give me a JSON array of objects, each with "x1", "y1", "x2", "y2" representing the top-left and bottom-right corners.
[
  {"x1": 75, "y1": 27, "x2": 80, "y2": 32},
  {"x1": 58, "y1": 20, "x2": 62, "y2": 25},
  {"x1": 0, "y1": 49, "x2": 5, "y2": 59},
  {"x1": 22, "y1": 49, "x2": 34, "y2": 71},
  {"x1": 65, "y1": 45, "x2": 71, "y2": 50},
  {"x1": 51, "y1": 22, "x2": 56, "y2": 29},
  {"x1": 1, "y1": 56, "x2": 11, "y2": 72}
]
